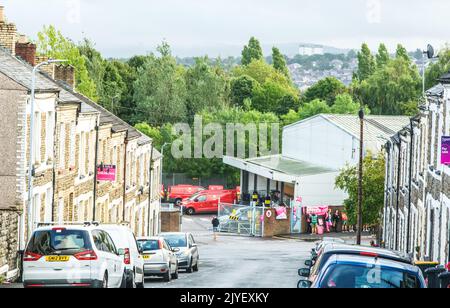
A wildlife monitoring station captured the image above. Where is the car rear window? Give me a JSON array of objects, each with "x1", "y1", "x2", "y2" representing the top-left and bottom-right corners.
[
  {"x1": 27, "y1": 230, "x2": 92, "y2": 255},
  {"x1": 162, "y1": 234, "x2": 187, "y2": 248},
  {"x1": 138, "y1": 240, "x2": 160, "y2": 251},
  {"x1": 320, "y1": 263, "x2": 421, "y2": 288}
]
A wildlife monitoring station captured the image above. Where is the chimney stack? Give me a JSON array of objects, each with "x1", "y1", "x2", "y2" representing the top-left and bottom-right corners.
[
  {"x1": 54, "y1": 65, "x2": 76, "y2": 89},
  {"x1": 15, "y1": 41, "x2": 36, "y2": 66},
  {"x1": 0, "y1": 6, "x2": 5, "y2": 23}
]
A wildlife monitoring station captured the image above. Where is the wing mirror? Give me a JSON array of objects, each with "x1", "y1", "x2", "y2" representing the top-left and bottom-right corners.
[
  {"x1": 297, "y1": 280, "x2": 312, "y2": 288},
  {"x1": 298, "y1": 268, "x2": 311, "y2": 277},
  {"x1": 172, "y1": 248, "x2": 180, "y2": 252},
  {"x1": 304, "y1": 259, "x2": 313, "y2": 267}
]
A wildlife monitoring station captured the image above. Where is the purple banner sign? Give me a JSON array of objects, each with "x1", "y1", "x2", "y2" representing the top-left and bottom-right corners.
[
  {"x1": 442, "y1": 136, "x2": 450, "y2": 165},
  {"x1": 97, "y1": 164, "x2": 116, "y2": 181}
]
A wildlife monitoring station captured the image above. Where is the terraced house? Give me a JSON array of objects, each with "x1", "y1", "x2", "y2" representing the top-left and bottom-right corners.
[
  {"x1": 383, "y1": 72, "x2": 450, "y2": 266},
  {"x1": 0, "y1": 7, "x2": 162, "y2": 281}
]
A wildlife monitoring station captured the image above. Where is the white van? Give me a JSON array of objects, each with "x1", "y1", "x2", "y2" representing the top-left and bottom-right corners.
[
  {"x1": 101, "y1": 225, "x2": 145, "y2": 288},
  {"x1": 23, "y1": 223, "x2": 126, "y2": 288}
]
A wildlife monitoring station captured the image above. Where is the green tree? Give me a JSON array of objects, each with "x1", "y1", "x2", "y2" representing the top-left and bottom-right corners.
[
  {"x1": 37, "y1": 25, "x2": 98, "y2": 100},
  {"x1": 335, "y1": 152, "x2": 386, "y2": 226},
  {"x1": 303, "y1": 77, "x2": 347, "y2": 106},
  {"x1": 230, "y1": 75, "x2": 259, "y2": 107},
  {"x1": 354, "y1": 57, "x2": 421, "y2": 115},
  {"x1": 330, "y1": 93, "x2": 361, "y2": 114},
  {"x1": 184, "y1": 57, "x2": 229, "y2": 121},
  {"x1": 241, "y1": 37, "x2": 264, "y2": 66},
  {"x1": 272, "y1": 47, "x2": 290, "y2": 78},
  {"x1": 425, "y1": 47, "x2": 450, "y2": 90},
  {"x1": 396, "y1": 44, "x2": 410, "y2": 62},
  {"x1": 376, "y1": 43, "x2": 390, "y2": 69},
  {"x1": 297, "y1": 99, "x2": 331, "y2": 120},
  {"x1": 133, "y1": 42, "x2": 187, "y2": 125},
  {"x1": 356, "y1": 43, "x2": 376, "y2": 81}
]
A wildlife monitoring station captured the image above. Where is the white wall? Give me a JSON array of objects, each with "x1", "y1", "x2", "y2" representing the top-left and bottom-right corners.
[
  {"x1": 283, "y1": 116, "x2": 357, "y2": 169},
  {"x1": 299, "y1": 172, "x2": 347, "y2": 207}
]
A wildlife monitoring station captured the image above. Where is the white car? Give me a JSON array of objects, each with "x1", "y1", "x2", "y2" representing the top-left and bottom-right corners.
[
  {"x1": 137, "y1": 237, "x2": 179, "y2": 282},
  {"x1": 23, "y1": 224, "x2": 126, "y2": 288},
  {"x1": 101, "y1": 225, "x2": 145, "y2": 288}
]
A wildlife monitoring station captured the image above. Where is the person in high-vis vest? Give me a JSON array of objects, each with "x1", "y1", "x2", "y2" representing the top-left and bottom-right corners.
[{"x1": 264, "y1": 195, "x2": 271, "y2": 207}]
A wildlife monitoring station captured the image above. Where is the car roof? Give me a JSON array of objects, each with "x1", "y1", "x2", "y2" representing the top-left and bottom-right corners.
[
  {"x1": 137, "y1": 236, "x2": 161, "y2": 241},
  {"x1": 322, "y1": 243, "x2": 412, "y2": 263},
  {"x1": 326, "y1": 254, "x2": 420, "y2": 273},
  {"x1": 34, "y1": 225, "x2": 98, "y2": 232}
]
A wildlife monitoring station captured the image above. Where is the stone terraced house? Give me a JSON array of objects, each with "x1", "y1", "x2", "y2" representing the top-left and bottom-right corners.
[
  {"x1": 383, "y1": 72, "x2": 450, "y2": 266},
  {"x1": 0, "y1": 6, "x2": 162, "y2": 281}
]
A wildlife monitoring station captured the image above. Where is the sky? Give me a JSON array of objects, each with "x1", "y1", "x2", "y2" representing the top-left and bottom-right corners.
[{"x1": 1, "y1": 0, "x2": 449, "y2": 58}]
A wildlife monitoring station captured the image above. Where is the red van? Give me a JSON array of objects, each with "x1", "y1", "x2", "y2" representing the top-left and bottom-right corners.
[
  {"x1": 167, "y1": 185, "x2": 205, "y2": 205},
  {"x1": 181, "y1": 189, "x2": 238, "y2": 215}
]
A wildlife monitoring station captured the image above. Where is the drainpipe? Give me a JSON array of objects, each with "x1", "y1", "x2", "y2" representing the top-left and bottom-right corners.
[
  {"x1": 406, "y1": 119, "x2": 415, "y2": 253},
  {"x1": 147, "y1": 144, "x2": 154, "y2": 236},
  {"x1": 395, "y1": 137, "x2": 402, "y2": 251},
  {"x1": 92, "y1": 115, "x2": 100, "y2": 221},
  {"x1": 51, "y1": 107, "x2": 58, "y2": 222},
  {"x1": 122, "y1": 136, "x2": 129, "y2": 221}
]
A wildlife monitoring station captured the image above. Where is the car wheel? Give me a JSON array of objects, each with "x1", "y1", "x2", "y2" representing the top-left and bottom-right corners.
[
  {"x1": 119, "y1": 272, "x2": 127, "y2": 288},
  {"x1": 164, "y1": 268, "x2": 172, "y2": 282},
  {"x1": 175, "y1": 199, "x2": 182, "y2": 206},
  {"x1": 136, "y1": 273, "x2": 145, "y2": 288},
  {"x1": 186, "y1": 258, "x2": 193, "y2": 273},
  {"x1": 101, "y1": 273, "x2": 108, "y2": 289},
  {"x1": 172, "y1": 263, "x2": 179, "y2": 279},
  {"x1": 127, "y1": 271, "x2": 136, "y2": 288},
  {"x1": 186, "y1": 208, "x2": 195, "y2": 215},
  {"x1": 193, "y1": 260, "x2": 199, "y2": 272}
]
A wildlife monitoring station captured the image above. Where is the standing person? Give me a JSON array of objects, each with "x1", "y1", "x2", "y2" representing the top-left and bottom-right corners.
[
  {"x1": 306, "y1": 214, "x2": 312, "y2": 234},
  {"x1": 325, "y1": 209, "x2": 333, "y2": 233},
  {"x1": 211, "y1": 216, "x2": 220, "y2": 241},
  {"x1": 310, "y1": 214, "x2": 318, "y2": 235},
  {"x1": 341, "y1": 211, "x2": 348, "y2": 232},
  {"x1": 333, "y1": 210, "x2": 341, "y2": 232}
]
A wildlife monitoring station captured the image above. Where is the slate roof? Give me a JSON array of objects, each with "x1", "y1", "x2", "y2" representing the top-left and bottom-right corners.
[
  {"x1": 438, "y1": 71, "x2": 450, "y2": 83},
  {"x1": 0, "y1": 47, "x2": 59, "y2": 92},
  {"x1": 426, "y1": 84, "x2": 445, "y2": 97}
]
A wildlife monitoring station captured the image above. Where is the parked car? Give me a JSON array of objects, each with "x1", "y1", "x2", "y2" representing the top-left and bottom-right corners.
[
  {"x1": 23, "y1": 223, "x2": 126, "y2": 288},
  {"x1": 182, "y1": 189, "x2": 239, "y2": 215},
  {"x1": 311, "y1": 238, "x2": 346, "y2": 260},
  {"x1": 298, "y1": 254, "x2": 426, "y2": 288},
  {"x1": 101, "y1": 225, "x2": 144, "y2": 288},
  {"x1": 301, "y1": 244, "x2": 413, "y2": 286},
  {"x1": 168, "y1": 185, "x2": 205, "y2": 205},
  {"x1": 137, "y1": 237, "x2": 179, "y2": 282},
  {"x1": 160, "y1": 232, "x2": 199, "y2": 273}
]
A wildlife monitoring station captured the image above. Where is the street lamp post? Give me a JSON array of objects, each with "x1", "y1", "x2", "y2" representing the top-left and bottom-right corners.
[
  {"x1": 357, "y1": 108, "x2": 364, "y2": 245},
  {"x1": 160, "y1": 143, "x2": 171, "y2": 231},
  {"x1": 27, "y1": 59, "x2": 67, "y2": 236}
]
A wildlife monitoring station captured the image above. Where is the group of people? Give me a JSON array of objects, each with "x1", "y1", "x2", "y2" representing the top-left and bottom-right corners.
[{"x1": 307, "y1": 209, "x2": 349, "y2": 235}]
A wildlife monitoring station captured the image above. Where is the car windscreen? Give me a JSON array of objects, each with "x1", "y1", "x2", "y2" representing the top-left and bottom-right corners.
[
  {"x1": 320, "y1": 263, "x2": 421, "y2": 288},
  {"x1": 137, "y1": 240, "x2": 160, "y2": 251},
  {"x1": 161, "y1": 234, "x2": 187, "y2": 248},
  {"x1": 188, "y1": 193, "x2": 202, "y2": 201},
  {"x1": 27, "y1": 230, "x2": 92, "y2": 255}
]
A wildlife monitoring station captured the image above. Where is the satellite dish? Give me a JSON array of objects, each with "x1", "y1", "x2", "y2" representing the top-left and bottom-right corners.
[{"x1": 426, "y1": 44, "x2": 435, "y2": 59}]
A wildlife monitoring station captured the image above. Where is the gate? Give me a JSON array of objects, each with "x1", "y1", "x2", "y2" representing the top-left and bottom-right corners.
[{"x1": 218, "y1": 203, "x2": 264, "y2": 237}]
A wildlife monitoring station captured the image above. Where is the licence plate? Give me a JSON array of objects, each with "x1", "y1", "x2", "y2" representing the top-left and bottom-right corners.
[
  {"x1": 45, "y1": 256, "x2": 70, "y2": 262},
  {"x1": 143, "y1": 255, "x2": 152, "y2": 260}
]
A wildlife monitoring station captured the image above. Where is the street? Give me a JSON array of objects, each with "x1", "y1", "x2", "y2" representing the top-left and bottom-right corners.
[
  {"x1": 148, "y1": 214, "x2": 314, "y2": 288},
  {"x1": 3, "y1": 214, "x2": 314, "y2": 289}
]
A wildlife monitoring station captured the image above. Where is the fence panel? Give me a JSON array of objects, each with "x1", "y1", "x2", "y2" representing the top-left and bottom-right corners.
[{"x1": 218, "y1": 203, "x2": 264, "y2": 237}]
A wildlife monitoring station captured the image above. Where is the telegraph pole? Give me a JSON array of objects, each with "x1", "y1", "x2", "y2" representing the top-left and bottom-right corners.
[{"x1": 357, "y1": 108, "x2": 364, "y2": 245}]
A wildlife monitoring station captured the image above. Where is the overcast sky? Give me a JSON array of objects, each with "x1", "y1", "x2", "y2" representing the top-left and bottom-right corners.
[{"x1": 1, "y1": 0, "x2": 449, "y2": 58}]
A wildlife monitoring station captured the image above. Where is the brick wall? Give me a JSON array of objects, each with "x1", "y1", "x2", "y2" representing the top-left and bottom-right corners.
[
  {"x1": 0, "y1": 16, "x2": 17, "y2": 54},
  {"x1": 0, "y1": 211, "x2": 19, "y2": 279},
  {"x1": 15, "y1": 42, "x2": 36, "y2": 66}
]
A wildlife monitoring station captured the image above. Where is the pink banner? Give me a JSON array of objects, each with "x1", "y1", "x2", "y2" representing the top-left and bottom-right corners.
[
  {"x1": 305, "y1": 206, "x2": 329, "y2": 216},
  {"x1": 442, "y1": 136, "x2": 450, "y2": 165},
  {"x1": 97, "y1": 164, "x2": 116, "y2": 182}
]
